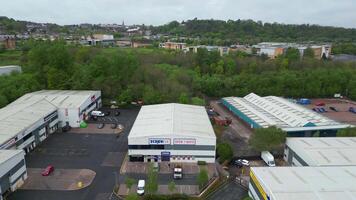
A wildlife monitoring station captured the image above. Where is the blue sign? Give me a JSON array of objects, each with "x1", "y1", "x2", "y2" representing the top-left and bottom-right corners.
[{"x1": 161, "y1": 151, "x2": 171, "y2": 156}]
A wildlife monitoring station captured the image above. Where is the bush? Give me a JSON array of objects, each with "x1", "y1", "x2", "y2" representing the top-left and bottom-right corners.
[
  {"x1": 249, "y1": 126, "x2": 287, "y2": 151},
  {"x1": 197, "y1": 161, "x2": 207, "y2": 165},
  {"x1": 216, "y1": 143, "x2": 233, "y2": 163},
  {"x1": 197, "y1": 169, "x2": 209, "y2": 189}
]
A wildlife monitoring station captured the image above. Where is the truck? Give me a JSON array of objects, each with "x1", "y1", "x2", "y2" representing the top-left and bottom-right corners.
[
  {"x1": 173, "y1": 166, "x2": 183, "y2": 179},
  {"x1": 261, "y1": 151, "x2": 276, "y2": 167}
]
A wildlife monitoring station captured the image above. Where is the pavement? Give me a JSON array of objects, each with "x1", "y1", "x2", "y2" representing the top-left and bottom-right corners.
[
  {"x1": 21, "y1": 168, "x2": 96, "y2": 191},
  {"x1": 8, "y1": 108, "x2": 140, "y2": 200},
  {"x1": 206, "y1": 179, "x2": 248, "y2": 200}
]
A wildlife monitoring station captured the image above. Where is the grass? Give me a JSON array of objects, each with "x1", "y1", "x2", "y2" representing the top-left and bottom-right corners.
[{"x1": 0, "y1": 50, "x2": 22, "y2": 66}]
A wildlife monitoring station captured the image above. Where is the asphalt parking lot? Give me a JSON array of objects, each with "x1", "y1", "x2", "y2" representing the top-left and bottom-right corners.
[
  {"x1": 8, "y1": 108, "x2": 140, "y2": 200},
  {"x1": 207, "y1": 180, "x2": 248, "y2": 200}
]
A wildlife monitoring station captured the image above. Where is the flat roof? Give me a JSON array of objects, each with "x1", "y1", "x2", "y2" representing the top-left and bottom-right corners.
[
  {"x1": 129, "y1": 103, "x2": 216, "y2": 139},
  {"x1": 0, "y1": 150, "x2": 24, "y2": 164},
  {"x1": 0, "y1": 99, "x2": 57, "y2": 145},
  {"x1": 286, "y1": 137, "x2": 356, "y2": 166},
  {"x1": 12, "y1": 90, "x2": 99, "y2": 109},
  {"x1": 223, "y1": 93, "x2": 351, "y2": 131},
  {"x1": 251, "y1": 166, "x2": 356, "y2": 200}
]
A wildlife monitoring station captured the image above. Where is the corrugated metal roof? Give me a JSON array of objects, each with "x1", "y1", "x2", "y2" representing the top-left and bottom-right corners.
[
  {"x1": 128, "y1": 103, "x2": 216, "y2": 139},
  {"x1": 252, "y1": 166, "x2": 356, "y2": 200}
]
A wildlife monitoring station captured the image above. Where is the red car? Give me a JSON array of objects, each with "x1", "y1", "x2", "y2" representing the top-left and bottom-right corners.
[
  {"x1": 41, "y1": 165, "x2": 54, "y2": 176},
  {"x1": 315, "y1": 102, "x2": 325, "y2": 106}
]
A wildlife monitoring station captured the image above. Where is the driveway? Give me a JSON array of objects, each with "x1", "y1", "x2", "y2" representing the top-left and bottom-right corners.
[
  {"x1": 8, "y1": 108, "x2": 140, "y2": 200},
  {"x1": 207, "y1": 180, "x2": 248, "y2": 200}
]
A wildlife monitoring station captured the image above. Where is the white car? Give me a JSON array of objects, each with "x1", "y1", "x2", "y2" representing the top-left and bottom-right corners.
[
  {"x1": 233, "y1": 159, "x2": 250, "y2": 167},
  {"x1": 91, "y1": 110, "x2": 105, "y2": 117},
  {"x1": 137, "y1": 180, "x2": 145, "y2": 195}
]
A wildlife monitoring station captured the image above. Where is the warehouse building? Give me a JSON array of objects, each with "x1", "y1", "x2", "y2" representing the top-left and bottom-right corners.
[
  {"x1": 249, "y1": 166, "x2": 356, "y2": 200},
  {"x1": 284, "y1": 137, "x2": 356, "y2": 166},
  {"x1": 128, "y1": 103, "x2": 216, "y2": 163},
  {"x1": 0, "y1": 90, "x2": 101, "y2": 153},
  {"x1": 222, "y1": 93, "x2": 351, "y2": 136},
  {"x1": 0, "y1": 150, "x2": 27, "y2": 200},
  {"x1": 11, "y1": 90, "x2": 102, "y2": 128},
  {"x1": 0, "y1": 98, "x2": 58, "y2": 153}
]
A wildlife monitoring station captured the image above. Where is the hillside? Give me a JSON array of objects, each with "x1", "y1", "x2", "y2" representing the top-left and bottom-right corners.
[{"x1": 151, "y1": 19, "x2": 356, "y2": 44}]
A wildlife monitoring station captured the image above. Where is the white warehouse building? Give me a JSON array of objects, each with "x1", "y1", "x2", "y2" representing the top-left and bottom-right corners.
[
  {"x1": 0, "y1": 150, "x2": 27, "y2": 200},
  {"x1": 284, "y1": 137, "x2": 356, "y2": 166},
  {"x1": 128, "y1": 103, "x2": 216, "y2": 163},
  {"x1": 0, "y1": 90, "x2": 101, "y2": 153},
  {"x1": 249, "y1": 166, "x2": 356, "y2": 200}
]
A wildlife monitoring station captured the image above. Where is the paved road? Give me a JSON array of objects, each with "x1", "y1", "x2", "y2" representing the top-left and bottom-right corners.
[
  {"x1": 9, "y1": 108, "x2": 140, "y2": 200},
  {"x1": 207, "y1": 180, "x2": 248, "y2": 200}
]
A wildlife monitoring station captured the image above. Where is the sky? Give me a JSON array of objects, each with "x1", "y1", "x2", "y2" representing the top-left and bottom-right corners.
[{"x1": 1, "y1": 0, "x2": 356, "y2": 28}]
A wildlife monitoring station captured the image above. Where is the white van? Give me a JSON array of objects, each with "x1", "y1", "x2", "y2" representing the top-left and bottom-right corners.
[
  {"x1": 261, "y1": 151, "x2": 276, "y2": 167},
  {"x1": 137, "y1": 180, "x2": 145, "y2": 195},
  {"x1": 91, "y1": 110, "x2": 105, "y2": 117}
]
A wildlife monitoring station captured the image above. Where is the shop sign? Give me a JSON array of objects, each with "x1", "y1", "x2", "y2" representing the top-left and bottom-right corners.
[
  {"x1": 148, "y1": 138, "x2": 171, "y2": 145},
  {"x1": 173, "y1": 138, "x2": 196, "y2": 145}
]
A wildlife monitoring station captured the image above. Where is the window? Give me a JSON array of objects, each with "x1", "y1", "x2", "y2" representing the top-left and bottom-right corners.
[{"x1": 129, "y1": 145, "x2": 165, "y2": 150}]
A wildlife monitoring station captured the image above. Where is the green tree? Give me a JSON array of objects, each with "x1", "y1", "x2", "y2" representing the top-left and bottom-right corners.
[
  {"x1": 191, "y1": 97, "x2": 205, "y2": 106},
  {"x1": 197, "y1": 168, "x2": 209, "y2": 189},
  {"x1": 125, "y1": 177, "x2": 136, "y2": 190},
  {"x1": 249, "y1": 127, "x2": 287, "y2": 151},
  {"x1": 303, "y1": 48, "x2": 315, "y2": 58},
  {"x1": 217, "y1": 143, "x2": 234, "y2": 163},
  {"x1": 337, "y1": 127, "x2": 356, "y2": 137},
  {"x1": 168, "y1": 181, "x2": 176, "y2": 193},
  {"x1": 179, "y1": 92, "x2": 189, "y2": 104},
  {"x1": 146, "y1": 163, "x2": 158, "y2": 194},
  {"x1": 285, "y1": 47, "x2": 300, "y2": 61},
  {"x1": 0, "y1": 94, "x2": 8, "y2": 108}
]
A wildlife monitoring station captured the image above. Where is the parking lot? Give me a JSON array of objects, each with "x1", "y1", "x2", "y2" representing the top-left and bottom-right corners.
[{"x1": 8, "y1": 108, "x2": 140, "y2": 200}]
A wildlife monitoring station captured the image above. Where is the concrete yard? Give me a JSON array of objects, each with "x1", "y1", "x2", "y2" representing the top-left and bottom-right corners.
[{"x1": 21, "y1": 168, "x2": 96, "y2": 191}]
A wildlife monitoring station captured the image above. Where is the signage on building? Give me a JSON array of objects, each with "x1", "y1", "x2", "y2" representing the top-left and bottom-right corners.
[
  {"x1": 173, "y1": 138, "x2": 196, "y2": 145},
  {"x1": 91, "y1": 95, "x2": 96, "y2": 102},
  {"x1": 161, "y1": 151, "x2": 171, "y2": 156},
  {"x1": 148, "y1": 138, "x2": 171, "y2": 145},
  {"x1": 0, "y1": 138, "x2": 16, "y2": 149}
]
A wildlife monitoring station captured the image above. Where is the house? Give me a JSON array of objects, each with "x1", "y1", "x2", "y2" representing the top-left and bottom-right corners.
[{"x1": 163, "y1": 42, "x2": 187, "y2": 50}]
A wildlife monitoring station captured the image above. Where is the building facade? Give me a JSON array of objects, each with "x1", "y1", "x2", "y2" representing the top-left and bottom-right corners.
[
  {"x1": 128, "y1": 103, "x2": 216, "y2": 163},
  {"x1": 0, "y1": 150, "x2": 27, "y2": 199}
]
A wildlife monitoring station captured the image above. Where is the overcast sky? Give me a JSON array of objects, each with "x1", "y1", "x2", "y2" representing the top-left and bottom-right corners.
[{"x1": 1, "y1": 0, "x2": 356, "y2": 28}]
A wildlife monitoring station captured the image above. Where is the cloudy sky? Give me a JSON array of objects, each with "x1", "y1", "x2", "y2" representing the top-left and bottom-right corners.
[{"x1": 1, "y1": 0, "x2": 356, "y2": 28}]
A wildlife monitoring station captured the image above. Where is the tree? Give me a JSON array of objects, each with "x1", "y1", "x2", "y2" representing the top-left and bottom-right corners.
[
  {"x1": 125, "y1": 177, "x2": 136, "y2": 190},
  {"x1": 217, "y1": 143, "x2": 234, "y2": 163},
  {"x1": 285, "y1": 47, "x2": 300, "y2": 61},
  {"x1": 337, "y1": 128, "x2": 356, "y2": 137},
  {"x1": 146, "y1": 163, "x2": 158, "y2": 194},
  {"x1": 249, "y1": 127, "x2": 287, "y2": 151},
  {"x1": 168, "y1": 181, "x2": 176, "y2": 193},
  {"x1": 303, "y1": 48, "x2": 315, "y2": 58},
  {"x1": 178, "y1": 92, "x2": 189, "y2": 104},
  {"x1": 191, "y1": 97, "x2": 205, "y2": 106},
  {"x1": 197, "y1": 168, "x2": 209, "y2": 189}
]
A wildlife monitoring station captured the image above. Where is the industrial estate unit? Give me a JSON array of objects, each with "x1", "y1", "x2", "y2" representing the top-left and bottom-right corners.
[
  {"x1": 222, "y1": 93, "x2": 351, "y2": 136},
  {"x1": 0, "y1": 90, "x2": 101, "y2": 153},
  {"x1": 284, "y1": 137, "x2": 356, "y2": 166},
  {"x1": 249, "y1": 166, "x2": 356, "y2": 200},
  {"x1": 0, "y1": 150, "x2": 27, "y2": 200},
  {"x1": 128, "y1": 103, "x2": 216, "y2": 163},
  {"x1": 0, "y1": 65, "x2": 22, "y2": 76}
]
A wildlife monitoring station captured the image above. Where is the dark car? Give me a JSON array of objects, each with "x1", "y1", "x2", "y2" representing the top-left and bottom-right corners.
[
  {"x1": 232, "y1": 159, "x2": 250, "y2": 168},
  {"x1": 111, "y1": 123, "x2": 117, "y2": 129},
  {"x1": 42, "y1": 165, "x2": 54, "y2": 176},
  {"x1": 114, "y1": 111, "x2": 121, "y2": 116},
  {"x1": 105, "y1": 111, "x2": 111, "y2": 116},
  {"x1": 97, "y1": 123, "x2": 105, "y2": 129},
  {"x1": 91, "y1": 115, "x2": 98, "y2": 121}
]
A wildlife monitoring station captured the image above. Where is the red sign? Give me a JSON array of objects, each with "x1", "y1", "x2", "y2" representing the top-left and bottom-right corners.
[{"x1": 173, "y1": 138, "x2": 196, "y2": 145}]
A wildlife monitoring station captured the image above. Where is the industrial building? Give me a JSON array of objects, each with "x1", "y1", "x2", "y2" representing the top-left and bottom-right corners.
[
  {"x1": 0, "y1": 66, "x2": 22, "y2": 76},
  {"x1": 284, "y1": 137, "x2": 356, "y2": 166},
  {"x1": 222, "y1": 93, "x2": 351, "y2": 136},
  {"x1": 249, "y1": 166, "x2": 356, "y2": 200},
  {"x1": 0, "y1": 150, "x2": 27, "y2": 200},
  {"x1": 128, "y1": 103, "x2": 216, "y2": 163},
  {"x1": 0, "y1": 90, "x2": 101, "y2": 153}
]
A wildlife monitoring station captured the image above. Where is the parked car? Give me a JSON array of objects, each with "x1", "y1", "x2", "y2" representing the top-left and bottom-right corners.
[
  {"x1": 173, "y1": 166, "x2": 183, "y2": 179},
  {"x1": 329, "y1": 106, "x2": 338, "y2": 112},
  {"x1": 233, "y1": 159, "x2": 250, "y2": 167},
  {"x1": 137, "y1": 180, "x2": 145, "y2": 195},
  {"x1": 42, "y1": 165, "x2": 54, "y2": 176},
  {"x1": 91, "y1": 111, "x2": 105, "y2": 117},
  {"x1": 91, "y1": 115, "x2": 98, "y2": 121},
  {"x1": 315, "y1": 102, "x2": 325, "y2": 106},
  {"x1": 97, "y1": 123, "x2": 105, "y2": 129},
  {"x1": 111, "y1": 123, "x2": 117, "y2": 129},
  {"x1": 105, "y1": 111, "x2": 111, "y2": 116},
  {"x1": 114, "y1": 111, "x2": 121, "y2": 116}
]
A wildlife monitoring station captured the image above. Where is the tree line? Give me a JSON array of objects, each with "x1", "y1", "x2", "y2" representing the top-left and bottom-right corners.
[{"x1": 0, "y1": 40, "x2": 356, "y2": 109}]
